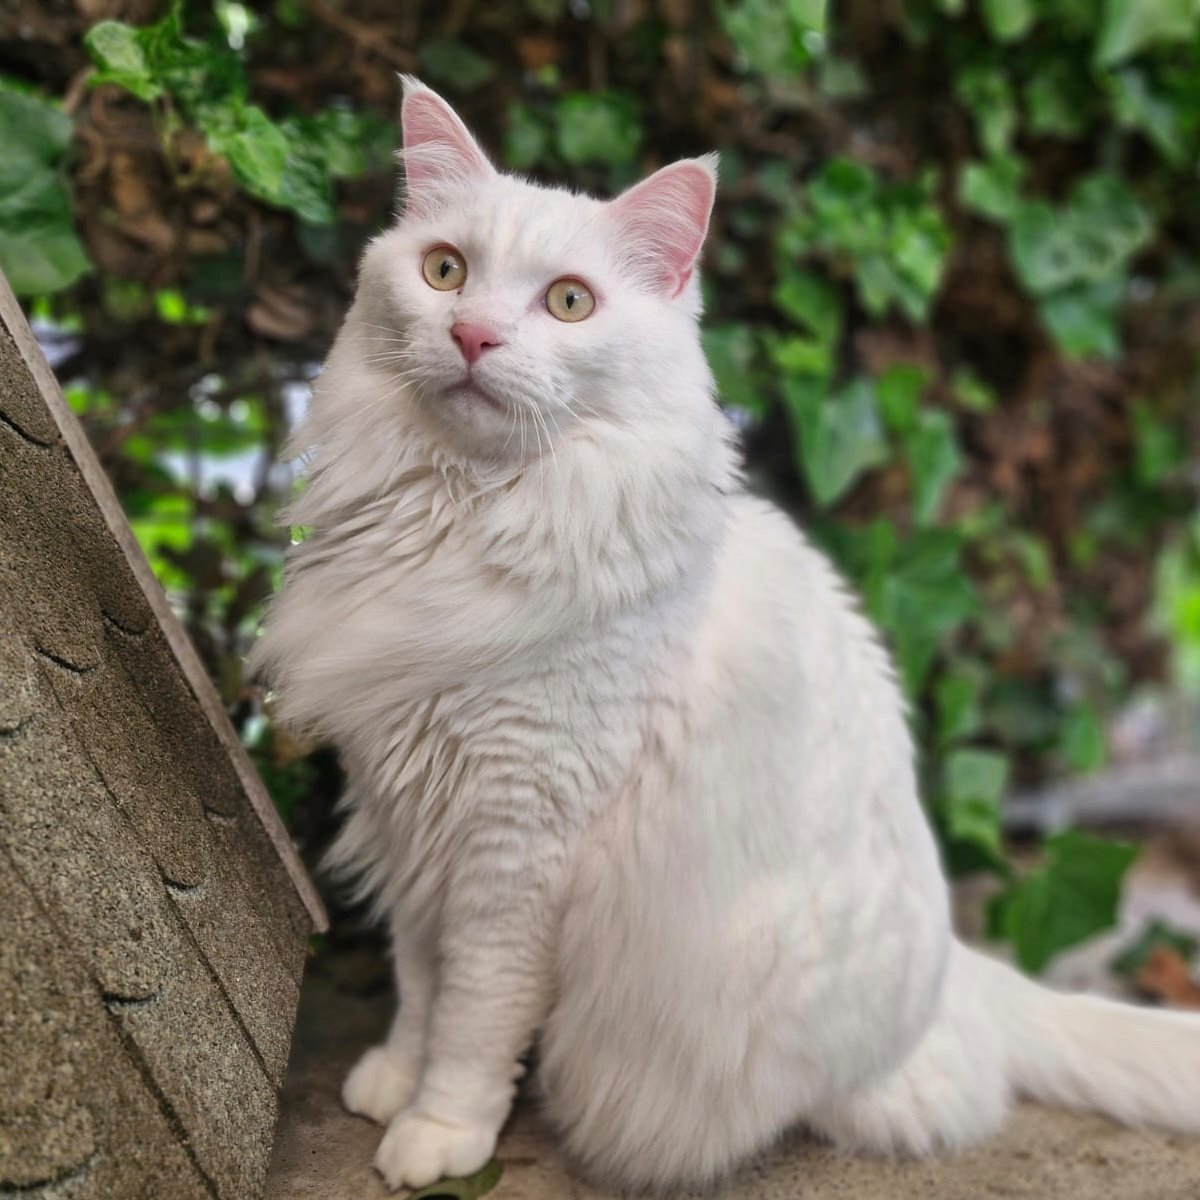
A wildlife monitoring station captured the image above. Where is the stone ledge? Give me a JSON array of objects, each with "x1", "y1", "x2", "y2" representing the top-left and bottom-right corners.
[{"x1": 268, "y1": 946, "x2": 1200, "y2": 1200}]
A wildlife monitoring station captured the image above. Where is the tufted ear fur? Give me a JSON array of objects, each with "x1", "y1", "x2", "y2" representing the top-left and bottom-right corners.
[
  {"x1": 399, "y1": 76, "x2": 495, "y2": 214},
  {"x1": 606, "y1": 155, "x2": 718, "y2": 298}
]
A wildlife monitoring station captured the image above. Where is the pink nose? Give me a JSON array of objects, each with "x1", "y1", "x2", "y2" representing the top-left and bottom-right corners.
[{"x1": 451, "y1": 322, "x2": 502, "y2": 365}]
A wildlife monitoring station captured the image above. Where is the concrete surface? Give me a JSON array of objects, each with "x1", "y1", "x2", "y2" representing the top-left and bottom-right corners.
[{"x1": 266, "y1": 942, "x2": 1200, "y2": 1200}]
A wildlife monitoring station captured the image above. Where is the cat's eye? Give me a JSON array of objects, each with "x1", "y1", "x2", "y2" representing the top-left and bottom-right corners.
[
  {"x1": 422, "y1": 245, "x2": 467, "y2": 291},
  {"x1": 545, "y1": 278, "x2": 596, "y2": 323}
]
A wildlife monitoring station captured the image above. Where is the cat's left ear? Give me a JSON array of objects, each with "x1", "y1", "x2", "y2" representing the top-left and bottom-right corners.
[
  {"x1": 607, "y1": 154, "x2": 718, "y2": 298},
  {"x1": 399, "y1": 76, "x2": 495, "y2": 214}
]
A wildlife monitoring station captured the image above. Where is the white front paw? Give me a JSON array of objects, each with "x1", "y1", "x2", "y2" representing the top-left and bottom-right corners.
[
  {"x1": 342, "y1": 1046, "x2": 419, "y2": 1125},
  {"x1": 374, "y1": 1109, "x2": 495, "y2": 1191}
]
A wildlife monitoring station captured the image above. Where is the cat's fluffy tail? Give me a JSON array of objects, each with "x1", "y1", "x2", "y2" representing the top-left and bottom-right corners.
[
  {"x1": 980, "y1": 943, "x2": 1200, "y2": 1131},
  {"x1": 811, "y1": 941, "x2": 1200, "y2": 1156}
]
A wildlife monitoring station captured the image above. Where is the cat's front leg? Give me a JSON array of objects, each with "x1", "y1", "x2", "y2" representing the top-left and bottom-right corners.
[
  {"x1": 343, "y1": 914, "x2": 434, "y2": 1124},
  {"x1": 373, "y1": 878, "x2": 554, "y2": 1191}
]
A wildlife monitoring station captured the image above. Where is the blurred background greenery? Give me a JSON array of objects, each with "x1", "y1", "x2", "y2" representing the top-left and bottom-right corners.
[{"x1": 2, "y1": 0, "x2": 1199, "y2": 978}]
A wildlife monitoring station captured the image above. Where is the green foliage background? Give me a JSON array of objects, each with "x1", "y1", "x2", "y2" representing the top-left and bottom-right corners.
[{"x1": 3, "y1": 0, "x2": 1199, "y2": 971}]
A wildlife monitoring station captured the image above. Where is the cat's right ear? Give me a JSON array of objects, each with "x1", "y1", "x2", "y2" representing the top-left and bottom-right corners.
[{"x1": 399, "y1": 76, "x2": 495, "y2": 214}]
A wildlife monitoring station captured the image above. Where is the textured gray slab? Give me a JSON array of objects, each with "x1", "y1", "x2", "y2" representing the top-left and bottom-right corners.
[
  {"x1": 267, "y1": 947, "x2": 1200, "y2": 1200},
  {"x1": 0, "y1": 268, "x2": 321, "y2": 1198}
]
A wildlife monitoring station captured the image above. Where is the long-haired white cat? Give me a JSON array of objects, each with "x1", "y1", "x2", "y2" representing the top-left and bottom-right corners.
[{"x1": 252, "y1": 79, "x2": 1200, "y2": 1193}]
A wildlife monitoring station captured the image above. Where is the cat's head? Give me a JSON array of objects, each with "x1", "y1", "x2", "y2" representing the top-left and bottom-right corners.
[{"x1": 344, "y1": 78, "x2": 719, "y2": 463}]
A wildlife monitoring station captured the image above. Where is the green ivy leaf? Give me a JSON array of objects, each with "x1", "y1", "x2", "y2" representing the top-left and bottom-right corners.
[
  {"x1": 941, "y1": 747, "x2": 1009, "y2": 865},
  {"x1": 982, "y1": 0, "x2": 1035, "y2": 41},
  {"x1": 890, "y1": 216, "x2": 948, "y2": 310},
  {"x1": 935, "y1": 665, "x2": 984, "y2": 744},
  {"x1": 504, "y1": 102, "x2": 551, "y2": 170},
  {"x1": 0, "y1": 222, "x2": 90, "y2": 296},
  {"x1": 959, "y1": 155, "x2": 1025, "y2": 222},
  {"x1": 704, "y1": 323, "x2": 768, "y2": 416},
  {"x1": 905, "y1": 409, "x2": 962, "y2": 525},
  {"x1": 994, "y1": 831, "x2": 1138, "y2": 974},
  {"x1": 815, "y1": 55, "x2": 869, "y2": 100},
  {"x1": 1111, "y1": 69, "x2": 1186, "y2": 164},
  {"x1": 419, "y1": 39, "x2": 497, "y2": 91},
  {"x1": 283, "y1": 108, "x2": 395, "y2": 180},
  {"x1": 1095, "y1": 0, "x2": 1200, "y2": 68},
  {"x1": 1024, "y1": 62, "x2": 1090, "y2": 137},
  {"x1": 956, "y1": 65, "x2": 1016, "y2": 157},
  {"x1": 719, "y1": 0, "x2": 826, "y2": 77},
  {"x1": 1037, "y1": 277, "x2": 1123, "y2": 359},
  {"x1": 205, "y1": 104, "x2": 290, "y2": 198},
  {"x1": 409, "y1": 1159, "x2": 503, "y2": 1200},
  {"x1": 876, "y1": 362, "x2": 929, "y2": 434},
  {"x1": 772, "y1": 266, "x2": 841, "y2": 346},
  {"x1": 0, "y1": 88, "x2": 89, "y2": 294},
  {"x1": 554, "y1": 92, "x2": 642, "y2": 167},
  {"x1": 950, "y1": 367, "x2": 996, "y2": 412},
  {"x1": 790, "y1": 160, "x2": 949, "y2": 322},
  {"x1": 1060, "y1": 703, "x2": 1107, "y2": 772},
  {"x1": 877, "y1": 531, "x2": 978, "y2": 693},
  {"x1": 1009, "y1": 175, "x2": 1150, "y2": 297},
  {"x1": 277, "y1": 154, "x2": 336, "y2": 225},
  {"x1": 769, "y1": 331, "x2": 836, "y2": 378},
  {"x1": 783, "y1": 376, "x2": 888, "y2": 507},
  {"x1": 85, "y1": 20, "x2": 162, "y2": 101},
  {"x1": 1132, "y1": 400, "x2": 1187, "y2": 486},
  {"x1": 1010, "y1": 201, "x2": 1082, "y2": 294}
]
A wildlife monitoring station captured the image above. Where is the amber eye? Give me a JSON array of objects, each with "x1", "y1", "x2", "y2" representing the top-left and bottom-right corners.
[
  {"x1": 545, "y1": 278, "x2": 596, "y2": 322},
  {"x1": 422, "y1": 245, "x2": 467, "y2": 291}
]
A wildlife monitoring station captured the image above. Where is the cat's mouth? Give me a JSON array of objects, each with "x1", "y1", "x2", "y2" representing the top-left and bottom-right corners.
[{"x1": 445, "y1": 378, "x2": 506, "y2": 413}]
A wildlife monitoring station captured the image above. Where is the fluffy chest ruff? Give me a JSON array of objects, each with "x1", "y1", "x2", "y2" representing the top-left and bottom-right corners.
[{"x1": 251, "y1": 417, "x2": 725, "y2": 922}]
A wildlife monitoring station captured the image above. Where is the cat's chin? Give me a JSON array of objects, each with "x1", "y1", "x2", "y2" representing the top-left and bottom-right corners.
[
  {"x1": 443, "y1": 381, "x2": 506, "y2": 415},
  {"x1": 418, "y1": 380, "x2": 521, "y2": 458}
]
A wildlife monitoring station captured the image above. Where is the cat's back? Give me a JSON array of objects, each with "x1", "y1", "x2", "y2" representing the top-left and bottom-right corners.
[{"x1": 670, "y1": 489, "x2": 938, "y2": 879}]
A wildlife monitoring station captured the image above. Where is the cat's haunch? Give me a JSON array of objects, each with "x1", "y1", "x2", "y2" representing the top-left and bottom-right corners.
[{"x1": 251, "y1": 79, "x2": 1200, "y2": 1194}]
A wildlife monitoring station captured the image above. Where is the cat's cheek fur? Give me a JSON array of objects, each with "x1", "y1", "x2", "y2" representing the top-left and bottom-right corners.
[{"x1": 254, "y1": 80, "x2": 1200, "y2": 1198}]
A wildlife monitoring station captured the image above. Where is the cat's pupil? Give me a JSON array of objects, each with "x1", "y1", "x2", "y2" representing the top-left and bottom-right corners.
[
  {"x1": 565, "y1": 290, "x2": 576, "y2": 308},
  {"x1": 439, "y1": 259, "x2": 451, "y2": 278}
]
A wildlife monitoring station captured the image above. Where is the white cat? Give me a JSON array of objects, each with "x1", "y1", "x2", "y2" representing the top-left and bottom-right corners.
[{"x1": 251, "y1": 79, "x2": 1200, "y2": 1193}]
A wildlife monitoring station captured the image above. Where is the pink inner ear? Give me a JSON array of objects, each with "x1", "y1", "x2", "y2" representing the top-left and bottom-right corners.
[
  {"x1": 609, "y1": 159, "x2": 717, "y2": 297},
  {"x1": 401, "y1": 89, "x2": 493, "y2": 198}
]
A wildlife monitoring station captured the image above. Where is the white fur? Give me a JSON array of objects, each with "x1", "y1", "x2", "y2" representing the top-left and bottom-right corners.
[{"x1": 252, "y1": 81, "x2": 1200, "y2": 1193}]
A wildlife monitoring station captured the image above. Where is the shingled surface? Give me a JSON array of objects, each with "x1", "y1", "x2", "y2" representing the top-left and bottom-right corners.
[{"x1": 0, "y1": 272, "x2": 325, "y2": 1199}]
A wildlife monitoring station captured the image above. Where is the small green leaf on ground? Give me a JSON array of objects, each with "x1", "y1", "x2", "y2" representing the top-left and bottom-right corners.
[{"x1": 409, "y1": 1159, "x2": 503, "y2": 1200}]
